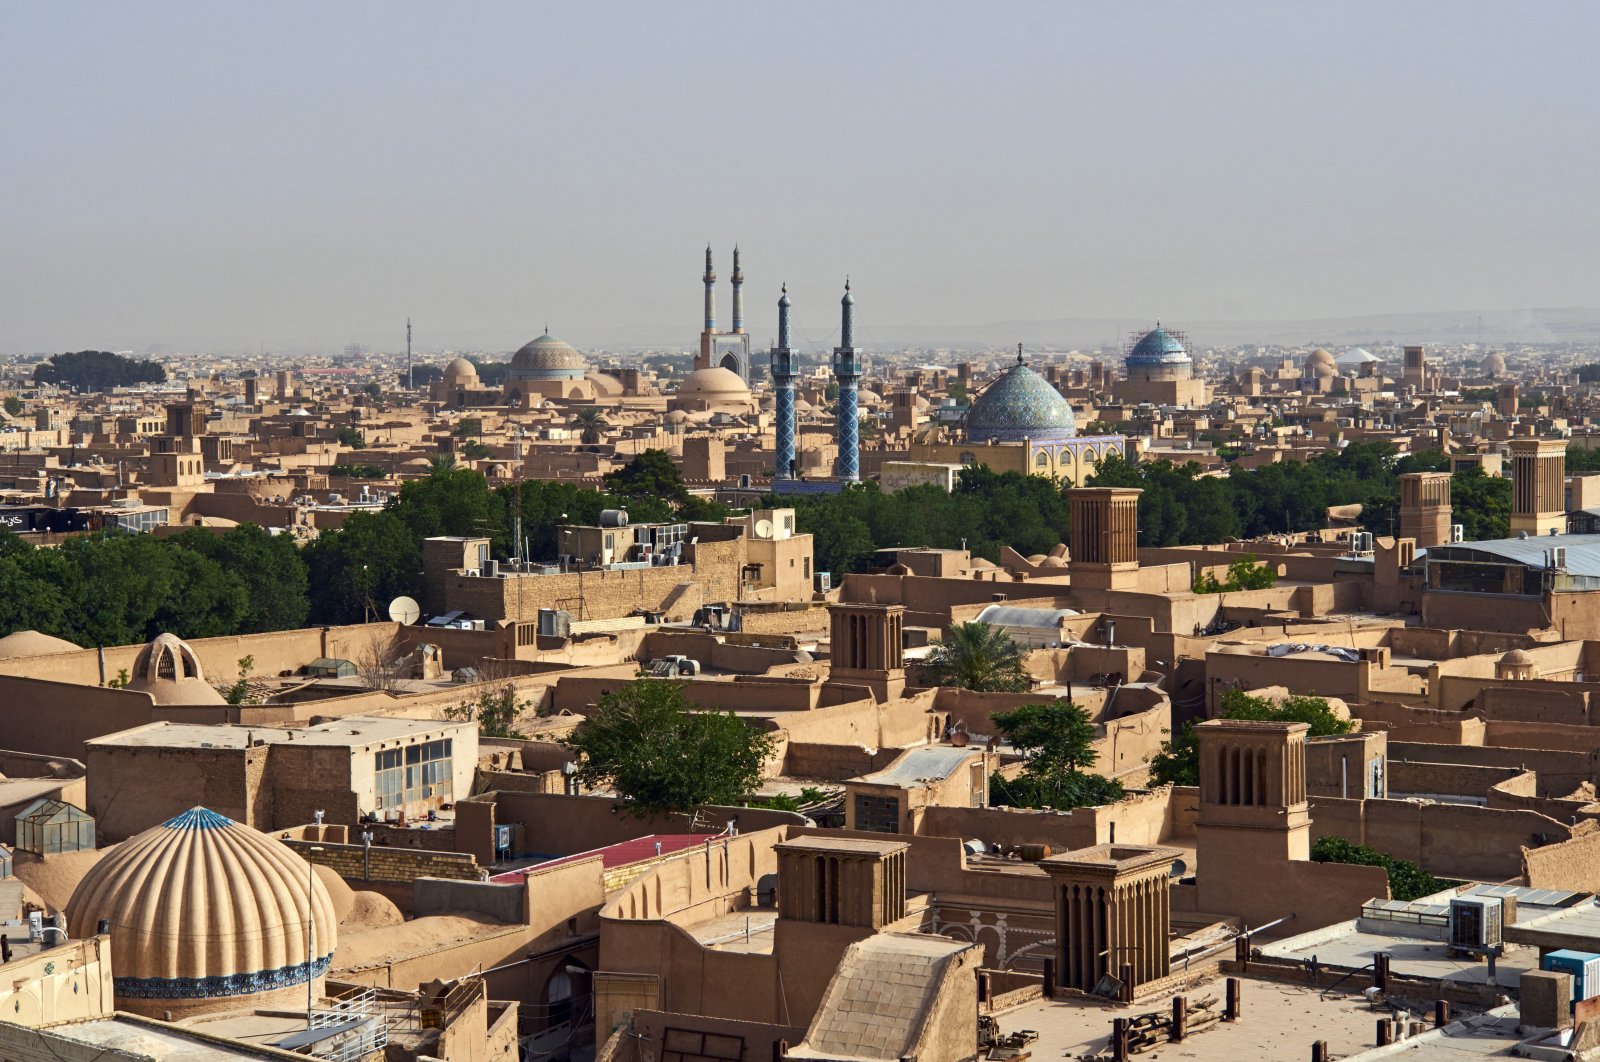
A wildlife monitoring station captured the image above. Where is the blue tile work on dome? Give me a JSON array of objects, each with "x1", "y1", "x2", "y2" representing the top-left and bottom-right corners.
[
  {"x1": 162, "y1": 807, "x2": 236, "y2": 831},
  {"x1": 965, "y1": 362, "x2": 1077, "y2": 444},
  {"x1": 114, "y1": 955, "x2": 333, "y2": 999},
  {"x1": 1126, "y1": 327, "x2": 1189, "y2": 366}
]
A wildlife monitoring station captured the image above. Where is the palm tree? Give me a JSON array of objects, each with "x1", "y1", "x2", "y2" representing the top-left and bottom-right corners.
[
  {"x1": 427, "y1": 453, "x2": 457, "y2": 476},
  {"x1": 921, "y1": 621, "x2": 1031, "y2": 692},
  {"x1": 571, "y1": 407, "x2": 610, "y2": 446}
]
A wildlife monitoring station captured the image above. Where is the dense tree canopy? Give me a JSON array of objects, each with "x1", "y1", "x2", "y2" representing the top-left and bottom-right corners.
[
  {"x1": 1312, "y1": 836, "x2": 1445, "y2": 901},
  {"x1": 778, "y1": 466, "x2": 1072, "y2": 575},
  {"x1": 1090, "y1": 444, "x2": 1513, "y2": 545},
  {"x1": 34, "y1": 350, "x2": 165, "y2": 390},
  {"x1": 565, "y1": 680, "x2": 775, "y2": 815}
]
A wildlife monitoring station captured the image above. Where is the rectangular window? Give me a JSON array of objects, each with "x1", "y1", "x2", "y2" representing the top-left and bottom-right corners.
[{"x1": 854, "y1": 794, "x2": 900, "y2": 833}]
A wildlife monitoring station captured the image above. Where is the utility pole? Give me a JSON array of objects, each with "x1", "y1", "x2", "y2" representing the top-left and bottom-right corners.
[{"x1": 406, "y1": 319, "x2": 413, "y2": 390}]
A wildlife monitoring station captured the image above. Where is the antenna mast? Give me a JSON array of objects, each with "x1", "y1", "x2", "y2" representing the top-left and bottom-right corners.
[{"x1": 406, "y1": 318, "x2": 413, "y2": 390}]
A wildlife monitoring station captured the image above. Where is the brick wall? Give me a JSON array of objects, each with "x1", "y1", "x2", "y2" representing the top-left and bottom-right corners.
[{"x1": 285, "y1": 838, "x2": 482, "y2": 884}]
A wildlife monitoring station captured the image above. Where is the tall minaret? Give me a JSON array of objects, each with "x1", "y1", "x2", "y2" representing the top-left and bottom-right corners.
[
  {"x1": 771, "y1": 284, "x2": 799, "y2": 480},
  {"x1": 832, "y1": 280, "x2": 862, "y2": 482},
  {"x1": 731, "y1": 246, "x2": 746, "y2": 334},
  {"x1": 703, "y1": 245, "x2": 717, "y2": 333}
]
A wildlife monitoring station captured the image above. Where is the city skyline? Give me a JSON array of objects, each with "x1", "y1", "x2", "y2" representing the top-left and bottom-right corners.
[{"x1": 3, "y1": 2, "x2": 1597, "y2": 354}]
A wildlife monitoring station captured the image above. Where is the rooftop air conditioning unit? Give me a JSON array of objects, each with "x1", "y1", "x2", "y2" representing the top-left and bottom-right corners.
[
  {"x1": 482, "y1": 558, "x2": 499, "y2": 577},
  {"x1": 1451, "y1": 524, "x2": 1465, "y2": 543},
  {"x1": 1449, "y1": 896, "x2": 1503, "y2": 951},
  {"x1": 1551, "y1": 547, "x2": 1568, "y2": 571},
  {"x1": 814, "y1": 572, "x2": 832, "y2": 592}
]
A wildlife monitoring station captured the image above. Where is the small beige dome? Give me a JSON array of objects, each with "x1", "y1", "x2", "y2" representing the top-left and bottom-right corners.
[
  {"x1": 586, "y1": 371, "x2": 624, "y2": 396},
  {"x1": 1305, "y1": 348, "x2": 1338, "y2": 377},
  {"x1": 677, "y1": 367, "x2": 752, "y2": 397},
  {"x1": 124, "y1": 633, "x2": 227, "y2": 706},
  {"x1": 67, "y1": 808, "x2": 337, "y2": 1014},
  {"x1": 1499, "y1": 648, "x2": 1534, "y2": 665},
  {"x1": 1482, "y1": 352, "x2": 1508, "y2": 376},
  {"x1": 443, "y1": 357, "x2": 478, "y2": 382},
  {"x1": 0, "y1": 629, "x2": 81, "y2": 659}
]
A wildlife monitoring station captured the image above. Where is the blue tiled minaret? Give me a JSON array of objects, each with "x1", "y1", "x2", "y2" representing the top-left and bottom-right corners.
[
  {"x1": 771, "y1": 285, "x2": 799, "y2": 480},
  {"x1": 731, "y1": 246, "x2": 746, "y2": 334},
  {"x1": 832, "y1": 280, "x2": 862, "y2": 482},
  {"x1": 703, "y1": 245, "x2": 717, "y2": 332}
]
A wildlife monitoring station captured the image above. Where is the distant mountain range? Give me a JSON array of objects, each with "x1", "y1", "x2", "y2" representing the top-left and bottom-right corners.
[
  {"x1": 57, "y1": 306, "x2": 1600, "y2": 359},
  {"x1": 861, "y1": 307, "x2": 1600, "y2": 352}
]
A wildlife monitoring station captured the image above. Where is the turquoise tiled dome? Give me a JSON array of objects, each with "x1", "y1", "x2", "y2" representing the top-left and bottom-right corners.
[
  {"x1": 965, "y1": 362, "x2": 1076, "y2": 443},
  {"x1": 1126, "y1": 327, "x2": 1189, "y2": 367}
]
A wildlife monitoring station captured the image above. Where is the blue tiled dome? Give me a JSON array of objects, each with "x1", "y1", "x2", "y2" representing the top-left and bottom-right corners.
[
  {"x1": 1126, "y1": 327, "x2": 1189, "y2": 367},
  {"x1": 966, "y1": 362, "x2": 1076, "y2": 443}
]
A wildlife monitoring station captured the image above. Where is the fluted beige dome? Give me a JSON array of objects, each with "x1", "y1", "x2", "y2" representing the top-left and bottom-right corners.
[
  {"x1": 1305, "y1": 348, "x2": 1338, "y2": 377},
  {"x1": 124, "y1": 633, "x2": 227, "y2": 706},
  {"x1": 67, "y1": 808, "x2": 337, "y2": 1013}
]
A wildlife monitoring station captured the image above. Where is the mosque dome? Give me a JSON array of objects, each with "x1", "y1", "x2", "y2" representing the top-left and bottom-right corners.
[
  {"x1": 124, "y1": 633, "x2": 227, "y2": 706},
  {"x1": 510, "y1": 332, "x2": 586, "y2": 378},
  {"x1": 443, "y1": 357, "x2": 478, "y2": 383},
  {"x1": 677, "y1": 367, "x2": 752, "y2": 397},
  {"x1": 1482, "y1": 352, "x2": 1508, "y2": 376},
  {"x1": 66, "y1": 808, "x2": 337, "y2": 1015},
  {"x1": 1305, "y1": 348, "x2": 1338, "y2": 377},
  {"x1": 585, "y1": 371, "x2": 623, "y2": 397},
  {"x1": 965, "y1": 358, "x2": 1077, "y2": 443},
  {"x1": 1126, "y1": 327, "x2": 1189, "y2": 367}
]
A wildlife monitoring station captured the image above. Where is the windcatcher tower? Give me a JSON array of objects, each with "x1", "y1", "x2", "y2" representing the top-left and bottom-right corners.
[
  {"x1": 827, "y1": 601, "x2": 906, "y2": 702},
  {"x1": 1194, "y1": 720, "x2": 1310, "y2": 914},
  {"x1": 1069, "y1": 487, "x2": 1141, "y2": 592},
  {"x1": 1399, "y1": 471, "x2": 1452, "y2": 547},
  {"x1": 770, "y1": 285, "x2": 799, "y2": 480},
  {"x1": 832, "y1": 280, "x2": 863, "y2": 482},
  {"x1": 1403, "y1": 345, "x2": 1427, "y2": 391},
  {"x1": 1509, "y1": 438, "x2": 1566, "y2": 537}
]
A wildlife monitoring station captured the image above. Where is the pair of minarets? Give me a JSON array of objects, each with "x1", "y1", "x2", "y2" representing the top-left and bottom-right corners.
[
  {"x1": 770, "y1": 282, "x2": 860, "y2": 482},
  {"x1": 703, "y1": 245, "x2": 745, "y2": 335}
]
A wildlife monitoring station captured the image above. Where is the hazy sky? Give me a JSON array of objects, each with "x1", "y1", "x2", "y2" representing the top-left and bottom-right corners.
[{"x1": 3, "y1": 2, "x2": 1597, "y2": 355}]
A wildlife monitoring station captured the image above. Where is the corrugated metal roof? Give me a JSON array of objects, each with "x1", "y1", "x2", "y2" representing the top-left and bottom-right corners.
[
  {"x1": 1429, "y1": 533, "x2": 1600, "y2": 576},
  {"x1": 861, "y1": 746, "x2": 980, "y2": 785}
]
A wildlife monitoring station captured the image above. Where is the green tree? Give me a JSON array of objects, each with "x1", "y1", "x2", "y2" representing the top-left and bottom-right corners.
[
  {"x1": 304, "y1": 511, "x2": 421, "y2": 625},
  {"x1": 169, "y1": 524, "x2": 310, "y2": 633},
  {"x1": 922, "y1": 621, "x2": 1030, "y2": 693},
  {"x1": 335, "y1": 426, "x2": 367, "y2": 449},
  {"x1": 571, "y1": 407, "x2": 610, "y2": 445},
  {"x1": 453, "y1": 418, "x2": 484, "y2": 438},
  {"x1": 1451, "y1": 466, "x2": 1511, "y2": 541},
  {"x1": 34, "y1": 350, "x2": 165, "y2": 390},
  {"x1": 566, "y1": 680, "x2": 775, "y2": 816},
  {"x1": 445, "y1": 686, "x2": 531, "y2": 738},
  {"x1": 1193, "y1": 554, "x2": 1278, "y2": 594},
  {"x1": 1312, "y1": 837, "x2": 1445, "y2": 901},
  {"x1": 462, "y1": 440, "x2": 492, "y2": 460},
  {"x1": 388, "y1": 465, "x2": 503, "y2": 545},
  {"x1": 224, "y1": 655, "x2": 256, "y2": 705},
  {"x1": 604, "y1": 449, "x2": 692, "y2": 506},
  {"x1": 1150, "y1": 689, "x2": 1354, "y2": 787},
  {"x1": 2, "y1": 396, "x2": 22, "y2": 418},
  {"x1": 988, "y1": 700, "x2": 1125, "y2": 810}
]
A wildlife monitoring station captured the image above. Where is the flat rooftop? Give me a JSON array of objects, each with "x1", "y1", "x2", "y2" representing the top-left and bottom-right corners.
[
  {"x1": 1003, "y1": 975, "x2": 1393, "y2": 1061},
  {"x1": 31, "y1": 1016, "x2": 302, "y2": 1060},
  {"x1": 86, "y1": 716, "x2": 469, "y2": 750}
]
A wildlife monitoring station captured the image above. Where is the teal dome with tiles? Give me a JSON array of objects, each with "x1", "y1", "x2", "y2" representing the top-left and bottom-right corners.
[
  {"x1": 1126, "y1": 326, "x2": 1189, "y2": 367},
  {"x1": 965, "y1": 359, "x2": 1077, "y2": 443}
]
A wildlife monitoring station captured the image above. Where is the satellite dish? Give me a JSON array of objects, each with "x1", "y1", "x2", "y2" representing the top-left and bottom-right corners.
[
  {"x1": 755, "y1": 518, "x2": 774, "y2": 539},
  {"x1": 388, "y1": 596, "x2": 421, "y2": 625}
]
